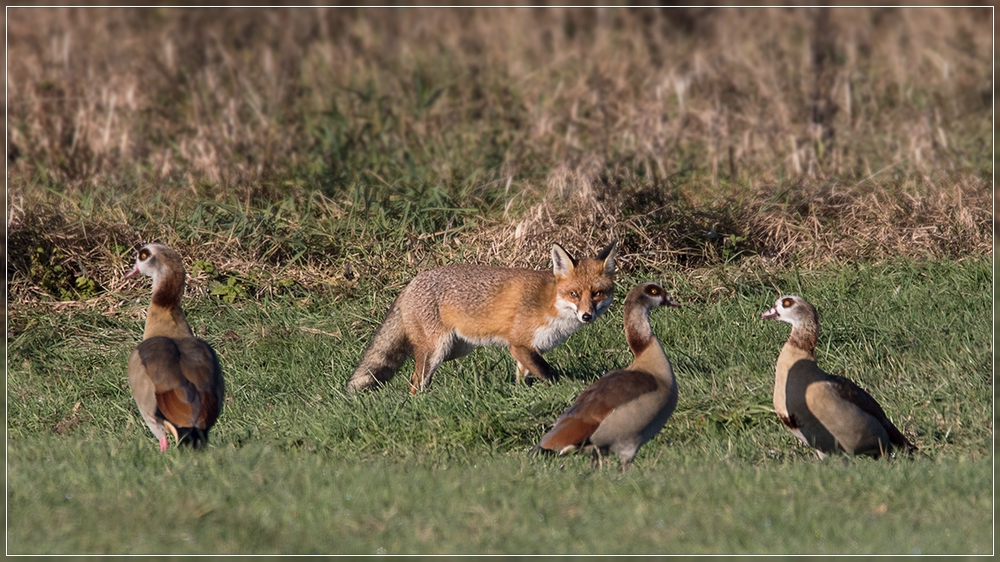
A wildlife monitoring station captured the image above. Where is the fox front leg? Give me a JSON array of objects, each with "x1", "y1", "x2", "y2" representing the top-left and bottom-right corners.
[{"x1": 509, "y1": 345, "x2": 558, "y2": 383}]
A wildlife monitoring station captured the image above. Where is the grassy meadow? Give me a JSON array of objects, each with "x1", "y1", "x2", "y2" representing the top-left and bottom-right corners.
[{"x1": 5, "y1": 7, "x2": 994, "y2": 555}]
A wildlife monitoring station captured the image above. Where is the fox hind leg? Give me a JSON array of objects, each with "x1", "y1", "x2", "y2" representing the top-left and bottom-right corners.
[
  {"x1": 410, "y1": 351, "x2": 427, "y2": 394},
  {"x1": 409, "y1": 337, "x2": 454, "y2": 394}
]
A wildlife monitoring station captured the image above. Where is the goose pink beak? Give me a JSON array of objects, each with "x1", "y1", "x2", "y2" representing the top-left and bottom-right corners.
[
  {"x1": 124, "y1": 265, "x2": 140, "y2": 280},
  {"x1": 760, "y1": 307, "x2": 779, "y2": 320}
]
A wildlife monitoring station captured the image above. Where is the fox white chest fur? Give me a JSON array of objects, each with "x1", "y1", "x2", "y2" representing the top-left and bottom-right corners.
[{"x1": 532, "y1": 295, "x2": 596, "y2": 351}]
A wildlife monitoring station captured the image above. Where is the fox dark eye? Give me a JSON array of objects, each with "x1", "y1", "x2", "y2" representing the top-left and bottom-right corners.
[
  {"x1": 782, "y1": 298, "x2": 793, "y2": 308},
  {"x1": 593, "y1": 290, "x2": 604, "y2": 298},
  {"x1": 569, "y1": 291, "x2": 579, "y2": 299}
]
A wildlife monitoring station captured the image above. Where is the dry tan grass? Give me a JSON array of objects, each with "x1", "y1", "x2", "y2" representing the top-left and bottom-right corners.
[
  {"x1": 6, "y1": 7, "x2": 992, "y2": 303},
  {"x1": 8, "y1": 8, "x2": 990, "y2": 182}
]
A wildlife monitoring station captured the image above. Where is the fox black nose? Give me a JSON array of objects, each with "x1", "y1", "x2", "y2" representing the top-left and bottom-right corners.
[{"x1": 581, "y1": 312, "x2": 593, "y2": 323}]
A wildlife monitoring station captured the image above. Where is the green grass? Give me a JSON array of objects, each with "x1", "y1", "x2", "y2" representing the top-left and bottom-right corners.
[
  {"x1": 6, "y1": 257, "x2": 992, "y2": 554},
  {"x1": 7, "y1": 440, "x2": 990, "y2": 555}
]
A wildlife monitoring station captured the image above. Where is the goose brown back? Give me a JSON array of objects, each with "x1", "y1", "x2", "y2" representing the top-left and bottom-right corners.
[{"x1": 125, "y1": 244, "x2": 224, "y2": 451}]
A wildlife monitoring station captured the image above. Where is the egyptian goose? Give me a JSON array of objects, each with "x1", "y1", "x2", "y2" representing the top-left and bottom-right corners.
[
  {"x1": 534, "y1": 283, "x2": 680, "y2": 470},
  {"x1": 125, "y1": 244, "x2": 224, "y2": 451},
  {"x1": 760, "y1": 295, "x2": 917, "y2": 459}
]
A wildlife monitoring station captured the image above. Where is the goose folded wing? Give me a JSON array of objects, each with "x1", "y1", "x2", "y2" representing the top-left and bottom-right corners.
[
  {"x1": 175, "y1": 337, "x2": 224, "y2": 429},
  {"x1": 825, "y1": 373, "x2": 916, "y2": 451},
  {"x1": 539, "y1": 370, "x2": 659, "y2": 451},
  {"x1": 136, "y1": 337, "x2": 204, "y2": 428}
]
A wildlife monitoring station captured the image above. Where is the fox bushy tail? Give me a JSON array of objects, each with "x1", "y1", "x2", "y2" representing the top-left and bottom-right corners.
[{"x1": 347, "y1": 299, "x2": 412, "y2": 392}]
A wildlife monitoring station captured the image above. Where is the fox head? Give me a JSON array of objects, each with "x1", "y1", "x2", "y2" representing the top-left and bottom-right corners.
[{"x1": 551, "y1": 240, "x2": 617, "y2": 324}]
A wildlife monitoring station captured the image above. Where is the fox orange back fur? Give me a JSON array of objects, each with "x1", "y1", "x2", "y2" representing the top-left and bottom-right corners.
[{"x1": 347, "y1": 241, "x2": 617, "y2": 394}]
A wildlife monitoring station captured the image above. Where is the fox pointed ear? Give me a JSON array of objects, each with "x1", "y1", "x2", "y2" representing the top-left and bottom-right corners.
[
  {"x1": 597, "y1": 239, "x2": 617, "y2": 276},
  {"x1": 551, "y1": 244, "x2": 576, "y2": 278}
]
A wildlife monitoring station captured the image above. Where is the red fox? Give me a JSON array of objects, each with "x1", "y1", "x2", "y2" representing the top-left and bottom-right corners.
[{"x1": 347, "y1": 240, "x2": 617, "y2": 394}]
